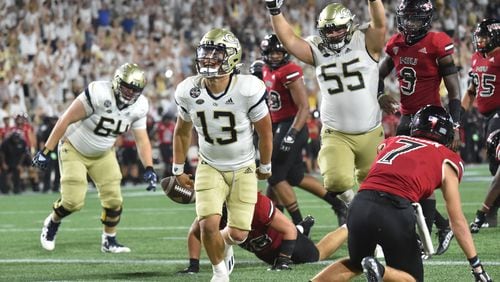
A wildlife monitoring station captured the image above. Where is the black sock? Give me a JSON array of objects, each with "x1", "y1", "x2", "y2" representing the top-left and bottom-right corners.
[
  {"x1": 276, "y1": 205, "x2": 285, "y2": 212},
  {"x1": 322, "y1": 191, "x2": 337, "y2": 206},
  {"x1": 434, "y1": 210, "x2": 449, "y2": 230},
  {"x1": 189, "y1": 258, "x2": 199, "y2": 269},
  {"x1": 286, "y1": 201, "x2": 302, "y2": 225},
  {"x1": 419, "y1": 198, "x2": 436, "y2": 233}
]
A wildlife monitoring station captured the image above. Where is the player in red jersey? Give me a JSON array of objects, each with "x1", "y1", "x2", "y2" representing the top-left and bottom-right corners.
[
  {"x1": 177, "y1": 192, "x2": 348, "y2": 273},
  {"x1": 260, "y1": 34, "x2": 347, "y2": 227},
  {"x1": 311, "y1": 105, "x2": 492, "y2": 282},
  {"x1": 463, "y1": 18, "x2": 500, "y2": 231},
  {"x1": 377, "y1": 0, "x2": 460, "y2": 255},
  {"x1": 153, "y1": 113, "x2": 176, "y2": 177}
]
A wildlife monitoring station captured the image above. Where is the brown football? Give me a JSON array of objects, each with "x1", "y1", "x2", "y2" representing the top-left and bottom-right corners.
[{"x1": 161, "y1": 176, "x2": 195, "y2": 204}]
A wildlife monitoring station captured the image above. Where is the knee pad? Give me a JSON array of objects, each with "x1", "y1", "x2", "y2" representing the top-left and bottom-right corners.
[{"x1": 101, "y1": 206, "x2": 122, "y2": 227}]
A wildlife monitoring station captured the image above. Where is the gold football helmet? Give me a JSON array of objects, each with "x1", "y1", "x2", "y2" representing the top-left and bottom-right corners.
[
  {"x1": 112, "y1": 63, "x2": 146, "y2": 106},
  {"x1": 317, "y1": 3, "x2": 355, "y2": 52},
  {"x1": 196, "y1": 28, "x2": 242, "y2": 77}
]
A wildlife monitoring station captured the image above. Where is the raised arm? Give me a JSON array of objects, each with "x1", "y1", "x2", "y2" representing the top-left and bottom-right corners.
[
  {"x1": 365, "y1": 0, "x2": 387, "y2": 60},
  {"x1": 266, "y1": 0, "x2": 314, "y2": 65}
]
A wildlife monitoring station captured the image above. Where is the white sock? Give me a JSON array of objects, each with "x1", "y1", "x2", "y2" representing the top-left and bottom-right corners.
[
  {"x1": 212, "y1": 261, "x2": 228, "y2": 275},
  {"x1": 103, "y1": 232, "x2": 116, "y2": 237}
]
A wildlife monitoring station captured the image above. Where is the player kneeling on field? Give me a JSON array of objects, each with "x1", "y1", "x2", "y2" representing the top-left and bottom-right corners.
[{"x1": 173, "y1": 191, "x2": 347, "y2": 273}]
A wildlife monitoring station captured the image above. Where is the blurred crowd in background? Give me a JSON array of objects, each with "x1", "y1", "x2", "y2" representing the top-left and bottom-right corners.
[{"x1": 0, "y1": 0, "x2": 498, "y2": 194}]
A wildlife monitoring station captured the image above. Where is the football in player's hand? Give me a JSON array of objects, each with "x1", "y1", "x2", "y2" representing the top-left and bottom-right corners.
[{"x1": 161, "y1": 176, "x2": 195, "y2": 204}]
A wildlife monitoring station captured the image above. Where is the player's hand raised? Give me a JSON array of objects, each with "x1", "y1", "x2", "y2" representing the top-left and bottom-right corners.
[{"x1": 265, "y1": 0, "x2": 284, "y2": 15}]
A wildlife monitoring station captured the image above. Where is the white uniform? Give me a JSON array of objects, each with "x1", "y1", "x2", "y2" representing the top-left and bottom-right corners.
[
  {"x1": 307, "y1": 28, "x2": 381, "y2": 134},
  {"x1": 65, "y1": 81, "x2": 148, "y2": 157},
  {"x1": 175, "y1": 74, "x2": 268, "y2": 171}
]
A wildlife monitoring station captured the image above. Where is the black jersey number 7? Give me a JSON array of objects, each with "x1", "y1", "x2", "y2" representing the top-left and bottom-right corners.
[{"x1": 377, "y1": 139, "x2": 426, "y2": 164}]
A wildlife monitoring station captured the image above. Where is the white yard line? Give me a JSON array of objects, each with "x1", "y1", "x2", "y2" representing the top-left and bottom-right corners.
[{"x1": 0, "y1": 258, "x2": 498, "y2": 266}]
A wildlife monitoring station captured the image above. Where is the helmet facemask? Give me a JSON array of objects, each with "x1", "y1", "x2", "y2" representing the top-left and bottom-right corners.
[
  {"x1": 196, "y1": 44, "x2": 228, "y2": 77},
  {"x1": 317, "y1": 3, "x2": 355, "y2": 52}
]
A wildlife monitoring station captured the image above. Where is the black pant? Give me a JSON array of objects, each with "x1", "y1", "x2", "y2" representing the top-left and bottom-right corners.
[{"x1": 347, "y1": 190, "x2": 423, "y2": 281}]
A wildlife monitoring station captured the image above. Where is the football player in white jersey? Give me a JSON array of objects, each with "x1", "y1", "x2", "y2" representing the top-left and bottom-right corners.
[
  {"x1": 172, "y1": 28, "x2": 273, "y2": 282},
  {"x1": 32, "y1": 63, "x2": 158, "y2": 253},
  {"x1": 265, "y1": 0, "x2": 387, "y2": 205}
]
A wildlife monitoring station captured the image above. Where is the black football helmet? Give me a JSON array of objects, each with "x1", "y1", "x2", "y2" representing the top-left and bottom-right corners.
[
  {"x1": 473, "y1": 18, "x2": 500, "y2": 54},
  {"x1": 396, "y1": 0, "x2": 434, "y2": 45},
  {"x1": 260, "y1": 34, "x2": 290, "y2": 69},
  {"x1": 410, "y1": 105, "x2": 454, "y2": 146},
  {"x1": 249, "y1": 60, "x2": 265, "y2": 80}
]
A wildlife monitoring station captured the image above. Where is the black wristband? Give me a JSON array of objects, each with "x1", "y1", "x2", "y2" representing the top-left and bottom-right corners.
[
  {"x1": 145, "y1": 166, "x2": 155, "y2": 172},
  {"x1": 369, "y1": 0, "x2": 378, "y2": 2},
  {"x1": 468, "y1": 255, "x2": 480, "y2": 267},
  {"x1": 269, "y1": 9, "x2": 281, "y2": 16},
  {"x1": 279, "y1": 239, "x2": 296, "y2": 257}
]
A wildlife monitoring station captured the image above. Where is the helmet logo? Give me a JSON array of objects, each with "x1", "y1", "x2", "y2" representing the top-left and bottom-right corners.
[
  {"x1": 223, "y1": 33, "x2": 239, "y2": 46},
  {"x1": 337, "y1": 8, "x2": 352, "y2": 20}
]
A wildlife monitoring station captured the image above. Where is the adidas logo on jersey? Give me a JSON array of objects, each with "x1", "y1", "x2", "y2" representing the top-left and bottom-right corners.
[
  {"x1": 418, "y1": 47, "x2": 427, "y2": 54},
  {"x1": 225, "y1": 98, "x2": 234, "y2": 105},
  {"x1": 244, "y1": 167, "x2": 253, "y2": 174}
]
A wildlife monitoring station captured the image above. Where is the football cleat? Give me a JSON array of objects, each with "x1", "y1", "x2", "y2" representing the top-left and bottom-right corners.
[
  {"x1": 224, "y1": 245, "x2": 235, "y2": 275},
  {"x1": 435, "y1": 227, "x2": 454, "y2": 255},
  {"x1": 210, "y1": 271, "x2": 229, "y2": 282},
  {"x1": 361, "y1": 256, "x2": 384, "y2": 282},
  {"x1": 40, "y1": 214, "x2": 60, "y2": 251},
  {"x1": 297, "y1": 215, "x2": 315, "y2": 237},
  {"x1": 101, "y1": 235, "x2": 131, "y2": 253},
  {"x1": 177, "y1": 265, "x2": 199, "y2": 274},
  {"x1": 374, "y1": 245, "x2": 384, "y2": 259}
]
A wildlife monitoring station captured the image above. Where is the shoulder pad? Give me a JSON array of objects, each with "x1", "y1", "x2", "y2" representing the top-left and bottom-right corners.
[{"x1": 236, "y1": 75, "x2": 266, "y2": 97}]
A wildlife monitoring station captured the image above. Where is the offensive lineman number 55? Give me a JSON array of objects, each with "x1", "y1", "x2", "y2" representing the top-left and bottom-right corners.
[{"x1": 320, "y1": 58, "x2": 365, "y2": 95}]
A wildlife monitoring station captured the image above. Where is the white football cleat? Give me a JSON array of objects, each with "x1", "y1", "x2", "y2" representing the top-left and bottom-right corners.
[
  {"x1": 40, "y1": 214, "x2": 60, "y2": 251},
  {"x1": 101, "y1": 234, "x2": 131, "y2": 253}
]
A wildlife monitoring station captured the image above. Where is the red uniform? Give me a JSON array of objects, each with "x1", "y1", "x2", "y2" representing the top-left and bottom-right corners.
[
  {"x1": 262, "y1": 62, "x2": 303, "y2": 123},
  {"x1": 360, "y1": 135, "x2": 464, "y2": 202},
  {"x1": 156, "y1": 121, "x2": 175, "y2": 145},
  {"x1": 240, "y1": 192, "x2": 282, "y2": 259},
  {"x1": 471, "y1": 49, "x2": 500, "y2": 115},
  {"x1": 385, "y1": 32, "x2": 454, "y2": 115}
]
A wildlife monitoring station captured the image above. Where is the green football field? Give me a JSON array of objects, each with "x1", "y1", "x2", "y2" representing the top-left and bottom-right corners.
[{"x1": 0, "y1": 164, "x2": 498, "y2": 281}]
